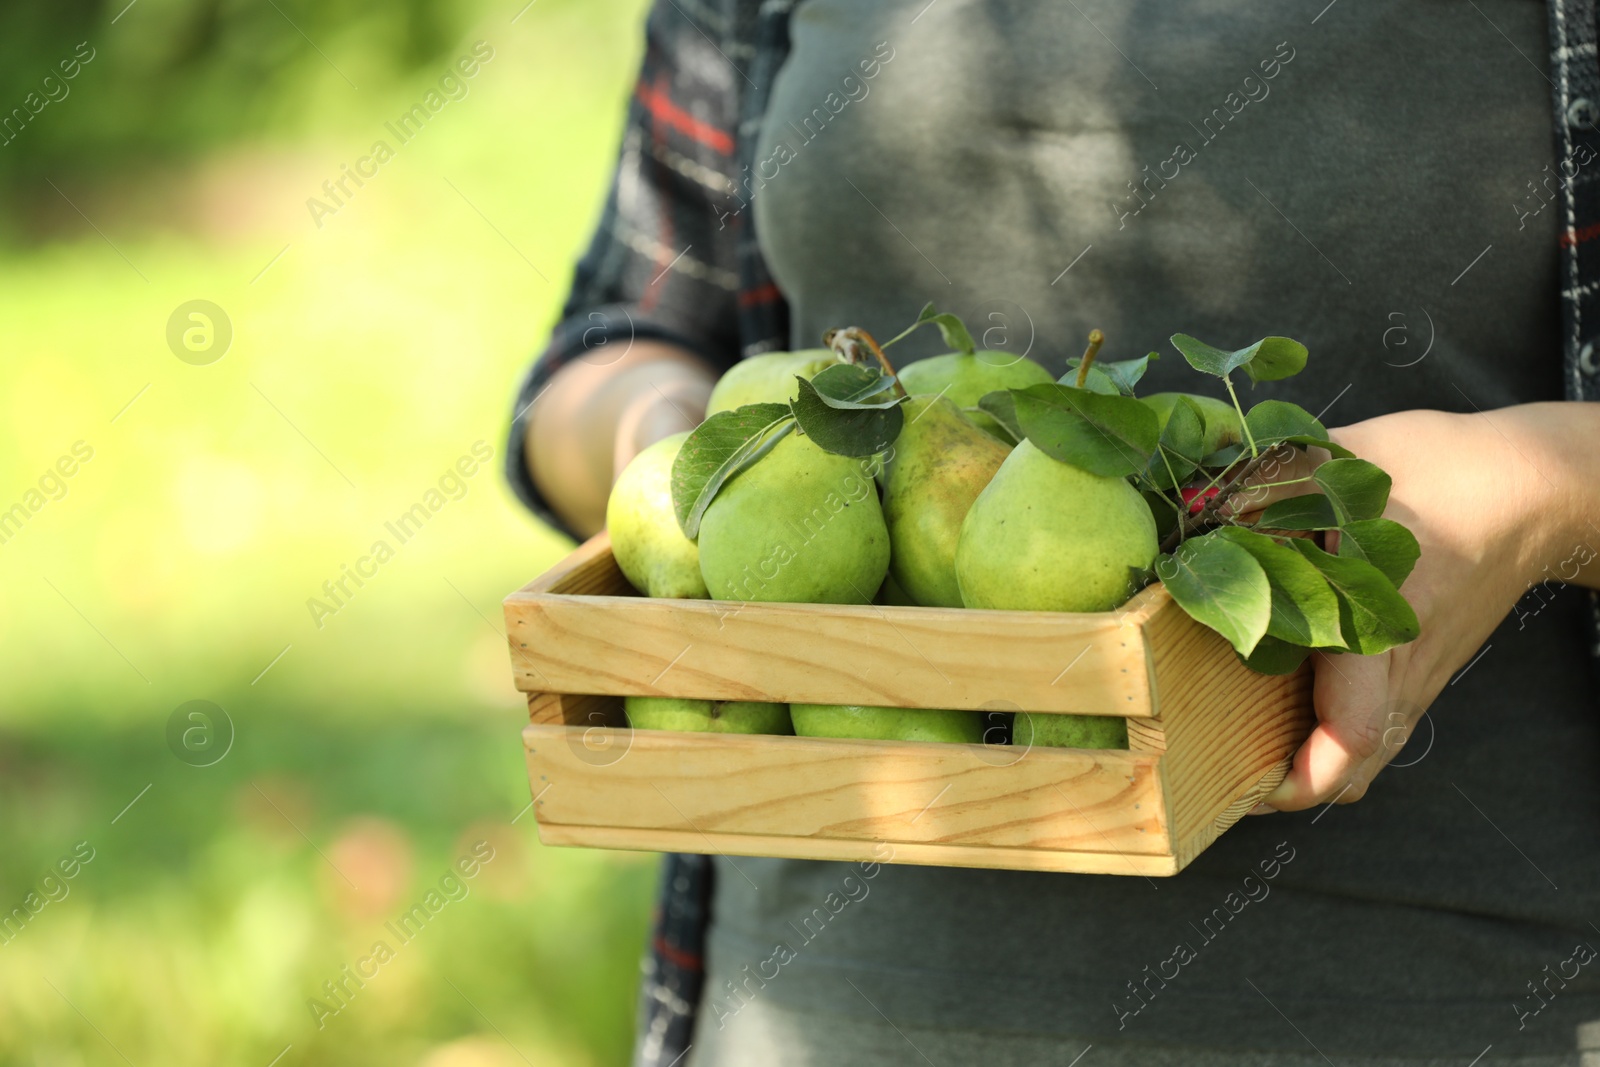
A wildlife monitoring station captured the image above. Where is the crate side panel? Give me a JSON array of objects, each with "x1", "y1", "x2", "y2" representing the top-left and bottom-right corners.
[
  {"x1": 1143, "y1": 600, "x2": 1314, "y2": 870},
  {"x1": 535, "y1": 824, "x2": 1181, "y2": 877},
  {"x1": 519, "y1": 532, "x2": 631, "y2": 596},
  {"x1": 505, "y1": 594, "x2": 1152, "y2": 714},
  {"x1": 523, "y1": 724, "x2": 1171, "y2": 855}
]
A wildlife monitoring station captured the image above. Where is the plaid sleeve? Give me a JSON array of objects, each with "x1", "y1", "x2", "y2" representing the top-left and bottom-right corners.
[
  {"x1": 503, "y1": 4, "x2": 791, "y2": 1065},
  {"x1": 505, "y1": 0, "x2": 749, "y2": 533}
]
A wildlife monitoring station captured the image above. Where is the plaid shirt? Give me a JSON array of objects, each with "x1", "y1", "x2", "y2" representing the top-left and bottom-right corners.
[{"x1": 507, "y1": 2, "x2": 1600, "y2": 1064}]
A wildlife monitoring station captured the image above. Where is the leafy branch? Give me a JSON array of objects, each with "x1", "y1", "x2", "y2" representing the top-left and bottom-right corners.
[{"x1": 981, "y1": 327, "x2": 1419, "y2": 674}]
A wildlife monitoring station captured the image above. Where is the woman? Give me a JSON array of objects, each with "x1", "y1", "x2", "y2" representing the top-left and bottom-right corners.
[{"x1": 509, "y1": 1, "x2": 1600, "y2": 1063}]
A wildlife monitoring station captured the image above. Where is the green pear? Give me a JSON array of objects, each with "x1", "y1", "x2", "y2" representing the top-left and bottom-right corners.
[
  {"x1": 697, "y1": 432, "x2": 889, "y2": 604},
  {"x1": 1140, "y1": 392, "x2": 1242, "y2": 456},
  {"x1": 880, "y1": 396, "x2": 1010, "y2": 607},
  {"x1": 897, "y1": 350, "x2": 1053, "y2": 439},
  {"x1": 955, "y1": 440, "x2": 1158, "y2": 612},
  {"x1": 625, "y1": 696, "x2": 792, "y2": 734},
  {"x1": 607, "y1": 432, "x2": 709, "y2": 599},
  {"x1": 706, "y1": 349, "x2": 839, "y2": 414},
  {"x1": 790, "y1": 703, "x2": 985, "y2": 743},
  {"x1": 1013, "y1": 712, "x2": 1127, "y2": 749}
]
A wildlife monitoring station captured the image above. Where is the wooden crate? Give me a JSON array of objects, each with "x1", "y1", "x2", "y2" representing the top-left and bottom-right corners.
[{"x1": 503, "y1": 533, "x2": 1313, "y2": 877}]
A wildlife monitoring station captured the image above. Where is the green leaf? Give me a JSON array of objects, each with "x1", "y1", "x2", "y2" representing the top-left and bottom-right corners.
[
  {"x1": 1143, "y1": 395, "x2": 1205, "y2": 490},
  {"x1": 974, "y1": 406, "x2": 1019, "y2": 445},
  {"x1": 1063, "y1": 354, "x2": 1153, "y2": 396},
  {"x1": 1202, "y1": 443, "x2": 1247, "y2": 468},
  {"x1": 1143, "y1": 488, "x2": 1182, "y2": 543},
  {"x1": 929, "y1": 315, "x2": 977, "y2": 355},
  {"x1": 1245, "y1": 400, "x2": 1329, "y2": 449},
  {"x1": 1112, "y1": 352, "x2": 1158, "y2": 393},
  {"x1": 1337, "y1": 518, "x2": 1420, "y2": 586},
  {"x1": 1240, "y1": 337, "x2": 1309, "y2": 383},
  {"x1": 1212, "y1": 526, "x2": 1346, "y2": 649},
  {"x1": 1286, "y1": 436, "x2": 1356, "y2": 459},
  {"x1": 1288, "y1": 539, "x2": 1420, "y2": 655},
  {"x1": 977, "y1": 390, "x2": 1023, "y2": 441},
  {"x1": 1169, "y1": 334, "x2": 1239, "y2": 377},
  {"x1": 1012, "y1": 383, "x2": 1160, "y2": 478},
  {"x1": 1062, "y1": 364, "x2": 1121, "y2": 396},
  {"x1": 878, "y1": 302, "x2": 976, "y2": 354},
  {"x1": 1241, "y1": 635, "x2": 1314, "y2": 675},
  {"x1": 803, "y1": 363, "x2": 901, "y2": 409},
  {"x1": 1312, "y1": 458, "x2": 1390, "y2": 523},
  {"x1": 1163, "y1": 397, "x2": 1208, "y2": 464},
  {"x1": 671, "y1": 404, "x2": 796, "y2": 538},
  {"x1": 1257, "y1": 494, "x2": 1340, "y2": 531},
  {"x1": 1169, "y1": 334, "x2": 1307, "y2": 383},
  {"x1": 791, "y1": 376, "x2": 904, "y2": 458},
  {"x1": 1157, "y1": 534, "x2": 1272, "y2": 656}
]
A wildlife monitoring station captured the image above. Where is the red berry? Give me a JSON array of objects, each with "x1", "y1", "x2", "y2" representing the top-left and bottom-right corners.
[{"x1": 1180, "y1": 486, "x2": 1219, "y2": 516}]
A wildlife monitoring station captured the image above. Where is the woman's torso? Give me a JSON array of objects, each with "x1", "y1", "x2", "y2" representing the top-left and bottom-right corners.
[{"x1": 693, "y1": 1, "x2": 1599, "y2": 1062}]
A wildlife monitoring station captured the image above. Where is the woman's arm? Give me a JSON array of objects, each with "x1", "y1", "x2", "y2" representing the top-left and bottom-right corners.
[
  {"x1": 1241, "y1": 401, "x2": 1600, "y2": 811},
  {"x1": 526, "y1": 340, "x2": 715, "y2": 537},
  {"x1": 505, "y1": 0, "x2": 747, "y2": 537}
]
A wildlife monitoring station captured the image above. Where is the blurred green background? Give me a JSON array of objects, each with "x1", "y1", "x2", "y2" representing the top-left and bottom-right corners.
[{"x1": 0, "y1": 0, "x2": 658, "y2": 1063}]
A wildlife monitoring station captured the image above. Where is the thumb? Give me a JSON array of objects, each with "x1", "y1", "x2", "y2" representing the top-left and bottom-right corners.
[{"x1": 1265, "y1": 649, "x2": 1391, "y2": 810}]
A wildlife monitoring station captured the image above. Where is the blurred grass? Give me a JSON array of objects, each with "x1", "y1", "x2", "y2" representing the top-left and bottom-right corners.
[{"x1": 0, "y1": 0, "x2": 662, "y2": 1062}]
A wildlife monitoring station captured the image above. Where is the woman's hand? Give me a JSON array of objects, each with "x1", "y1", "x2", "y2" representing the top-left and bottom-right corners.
[
  {"x1": 526, "y1": 342, "x2": 716, "y2": 538},
  {"x1": 1231, "y1": 403, "x2": 1600, "y2": 811}
]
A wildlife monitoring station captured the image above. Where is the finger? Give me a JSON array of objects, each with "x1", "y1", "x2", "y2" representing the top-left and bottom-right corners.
[
  {"x1": 1222, "y1": 443, "x2": 1330, "y2": 520},
  {"x1": 1264, "y1": 649, "x2": 1390, "y2": 811}
]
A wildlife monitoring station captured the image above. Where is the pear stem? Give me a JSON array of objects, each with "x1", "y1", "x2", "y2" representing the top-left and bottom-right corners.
[
  {"x1": 828, "y1": 326, "x2": 907, "y2": 398},
  {"x1": 1074, "y1": 329, "x2": 1105, "y2": 389}
]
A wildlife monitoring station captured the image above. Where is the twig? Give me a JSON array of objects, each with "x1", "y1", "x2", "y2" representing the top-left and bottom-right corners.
[
  {"x1": 1157, "y1": 444, "x2": 1287, "y2": 554},
  {"x1": 827, "y1": 326, "x2": 907, "y2": 397}
]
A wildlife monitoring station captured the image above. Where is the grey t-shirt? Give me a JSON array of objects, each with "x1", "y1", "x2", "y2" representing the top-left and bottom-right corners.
[{"x1": 691, "y1": 1, "x2": 1600, "y2": 1064}]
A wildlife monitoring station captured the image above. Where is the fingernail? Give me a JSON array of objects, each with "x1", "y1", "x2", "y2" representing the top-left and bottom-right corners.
[
  {"x1": 1265, "y1": 782, "x2": 1295, "y2": 808},
  {"x1": 1246, "y1": 803, "x2": 1276, "y2": 816}
]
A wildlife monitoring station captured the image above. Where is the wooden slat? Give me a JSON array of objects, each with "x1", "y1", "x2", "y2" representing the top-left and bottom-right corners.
[
  {"x1": 516, "y1": 531, "x2": 632, "y2": 597},
  {"x1": 504, "y1": 537, "x2": 1156, "y2": 715},
  {"x1": 523, "y1": 721, "x2": 1170, "y2": 855},
  {"x1": 527, "y1": 692, "x2": 621, "y2": 727},
  {"x1": 1138, "y1": 599, "x2": 1314, "y2": 871},
  {"x1": 533, "y1": 824, "x2": 1181, "y2": 877}
]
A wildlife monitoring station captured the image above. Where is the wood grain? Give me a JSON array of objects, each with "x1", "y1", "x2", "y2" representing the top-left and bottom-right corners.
[
  {"x1": 523, "y1": 720, "x2": 1170, "y2": 857},
  {"x1": 519, "y1": 531, "x2": 630, "y2": 596},
  {"x1": 504, "y1": 536, "x2": 1157, "y2": 715},
  {"x1": 1139, "y1": 598, "x2": 1315, "y2": 870},
  {"x1": 533, "y1": 824, "x2": 1181, "y2": 877},
  {"x1": 527, "y1": 692, "x2": 622, "y2": 728}
]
